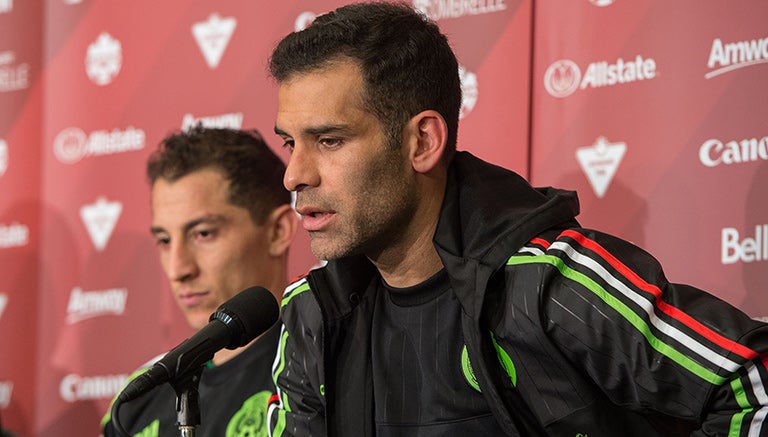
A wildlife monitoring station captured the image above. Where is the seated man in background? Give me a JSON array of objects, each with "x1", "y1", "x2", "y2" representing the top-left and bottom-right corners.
[{"x1": 102, "y1": 126, "x2": 297, "y2": 436}]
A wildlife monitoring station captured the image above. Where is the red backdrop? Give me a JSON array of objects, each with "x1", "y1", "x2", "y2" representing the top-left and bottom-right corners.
[{"x1": 0, "y1": 0, "x2": 765, "y2": 436}]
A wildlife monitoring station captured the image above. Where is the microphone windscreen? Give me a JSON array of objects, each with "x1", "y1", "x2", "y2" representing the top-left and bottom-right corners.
[{"x1": 213, "y1": 286, "x2": 279, "y2": 348}]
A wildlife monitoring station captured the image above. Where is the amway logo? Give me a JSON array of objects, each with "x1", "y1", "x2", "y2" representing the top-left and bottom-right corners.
[
  {"x1": 459, "y1": 65, "x2": 478, "y2": 119},
  {"x1": 0, "y1": 381, "x2": 12, "y2": 409},
  {"x1": 66, "y1": 286, "x2": 128, "y2": 324},
  {"x1": 576, "y1": 136, "x2": 626, "y2": 198},
  {"x1": 544, "y1": 55, "x2": 657, "y2": 98},
  {"x1": 706, "y1": 36, "x2": 768, "y2": 79},
  {"x1": 85, "y1": 32, "x2": 122, "y2": 86},
  {"x1": 192, "y1": 13, "x2": 237, "y2": 69},
  {"x1": 53, "y1": 126, "x2": 145, "y2": 164},
  {"x1": 699, "y1": 135, "x2": 768, "y2": 167},
  {"x1": 722, "y1": 225, "x2": 768, "y2": 265},
  {"x1": 414, "y1": 0, "x2": 507, "y2": 20},
  {"x1": 80, "y1": 197, "x2": 122, "y2": 251},
  {"x1": 60, "y1": 374, "x2": 127, "y2": 402},
  {"x1": 181, "y1": 112, "x2": 244, "y2": 131}
]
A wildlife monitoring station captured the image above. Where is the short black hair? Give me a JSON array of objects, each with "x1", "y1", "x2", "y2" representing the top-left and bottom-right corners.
[
  {"x1": 269, "y1": 1, "x2": 461, "y2": 162},
  {"x1": 147, "y1": 126, "x2": 290, "y2": 224}
]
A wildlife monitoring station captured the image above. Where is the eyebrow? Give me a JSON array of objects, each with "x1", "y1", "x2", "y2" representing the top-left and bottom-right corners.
[
  {"x1": 150, "y1": 214, "x2": 227, "y2": 236},
  {"x1": 274, "y1": 124, "x2": 354, "y2": 138}
]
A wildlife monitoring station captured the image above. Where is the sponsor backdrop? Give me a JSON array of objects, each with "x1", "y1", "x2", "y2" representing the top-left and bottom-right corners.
[
  {"x1": 1, "y1": 0, "x2": 530, "y2": 435},
  {"x1": 0, "y1": 0, "x2": 764, "y2": 435}
]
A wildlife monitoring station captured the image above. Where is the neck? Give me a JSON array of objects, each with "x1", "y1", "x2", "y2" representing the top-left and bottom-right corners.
[{"x1": 373, "y1": 175, "x2": 446, "y2": 288}]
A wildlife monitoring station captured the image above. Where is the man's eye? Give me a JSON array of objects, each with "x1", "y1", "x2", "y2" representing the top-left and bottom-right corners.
[
  {"x1": 319, "y1": 138, "x2": 343, "y2": 149},
  {"x1": 155, "y1": 236, "x2": 170, "y2": 247},
  {"x1": 195, "y1": 229, "x2": 216, "y2": 240},
  {"x1": 281, "y1": 139, "x2": 295, "y2": 151}
]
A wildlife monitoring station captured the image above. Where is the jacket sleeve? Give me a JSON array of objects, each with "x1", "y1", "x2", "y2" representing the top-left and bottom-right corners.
[
  {"x1": 507, "y1": 228, "x2": 768, "y2": 436},
  {"x1": 269, "y1": 278, "x2": 327, "y2": 437}
]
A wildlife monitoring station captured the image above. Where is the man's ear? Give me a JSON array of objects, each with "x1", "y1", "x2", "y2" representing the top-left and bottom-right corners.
[
  {"x1": 266, "y1": 204, "x2": 298, "y2": 257},
  {"x1": 406, "y1": 110, "x2": 448, "y2": 174}
]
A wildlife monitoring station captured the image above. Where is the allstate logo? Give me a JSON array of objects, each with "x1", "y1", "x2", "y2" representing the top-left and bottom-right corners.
[
  {"x1": 543, "y1": 59, "x2": 581, "y2": 98},
  {"x1": 53, "y1": 127, "x2": 88, "y2": 164}
]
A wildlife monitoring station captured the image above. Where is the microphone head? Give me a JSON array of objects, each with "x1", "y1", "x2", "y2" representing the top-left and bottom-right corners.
[{"x1": 210, "y1": 286, "x2": 279, "y2": 349}]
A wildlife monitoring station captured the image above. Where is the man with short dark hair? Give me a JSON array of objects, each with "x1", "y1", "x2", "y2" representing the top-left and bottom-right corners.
[
  {"x1": 267, "y1": 2, "x2": 768, "y2": 436},
  {"x1": 102, "y1": 126, "x2": 297, "y2": 436}
]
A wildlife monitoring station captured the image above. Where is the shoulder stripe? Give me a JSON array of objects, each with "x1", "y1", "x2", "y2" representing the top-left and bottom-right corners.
[{"x1": 281, "y1": 278, "x2": 310, "y2": 309}]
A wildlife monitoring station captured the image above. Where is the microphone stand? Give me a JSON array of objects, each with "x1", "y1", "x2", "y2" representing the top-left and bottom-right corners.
[{"x1": 171, "y1": 365, "x2": 204, "y2": 437}]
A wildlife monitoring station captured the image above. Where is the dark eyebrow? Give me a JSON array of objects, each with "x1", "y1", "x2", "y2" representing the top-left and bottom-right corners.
[
  {"x1": 150, "y1": 214, "x2": 226, "y2": 236},
  {"x1": 274, "y1": 124, "x2": 354, "y2": 138}
]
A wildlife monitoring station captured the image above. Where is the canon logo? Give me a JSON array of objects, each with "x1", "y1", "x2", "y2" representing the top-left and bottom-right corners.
[
  {"x1": 699, "y1": 136, "x2": 768, "y2": 167},
  {"x1": 59, "y1": 373, "x2": 127, "y2": 403},
  {"x1": 722, "y1": 225, "x2": 768, "y2": 265}
]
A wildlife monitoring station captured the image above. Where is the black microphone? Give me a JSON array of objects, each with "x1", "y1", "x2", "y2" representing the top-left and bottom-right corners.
[{"x1": 116, "y1": 286, "x2": 279, "y2": 402}]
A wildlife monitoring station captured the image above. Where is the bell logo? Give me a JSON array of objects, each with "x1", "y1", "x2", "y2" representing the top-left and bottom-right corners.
[
  {"x1": 80, "y1": 197, "x2": 122, "y2": 251},
  {"x1": 85, "y1": 32, "x2": 122, "y2": 86},
  {"x1": 0, "y1": 139, "x2": 7, "y2": 176},
  {"x1": 576, "y1": 136, "x2": 626, "y2": 198},
  {"x1": 544, "y1": 59, "x2": 581, "y2": 98},
  {"x1": 459, "y1": 65, "x2": 478, "y2": 119},
  {"x1": 192, "y1": 13, "x2": 237, "y2": 69}
]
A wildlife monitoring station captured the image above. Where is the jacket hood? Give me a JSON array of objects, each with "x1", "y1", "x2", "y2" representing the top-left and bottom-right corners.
[{"x1": 434, "y1": 151, "x2": 580, "y2": 268}]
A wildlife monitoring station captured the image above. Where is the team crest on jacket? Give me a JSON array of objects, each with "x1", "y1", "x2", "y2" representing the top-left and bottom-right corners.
[{"x1": 226, "y1": 390, "x2": 271, "y2": 437}]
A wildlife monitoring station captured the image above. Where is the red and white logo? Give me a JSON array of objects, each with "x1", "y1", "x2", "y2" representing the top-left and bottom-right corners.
[
  {"x1": 576, "y1": 136, "x2": 627, "y2": 198},
  {"x1": 706, "y1": 35, "x2": 768, "y2": 79},
  {"x1": 543, "y1": 59, "x2": 581, "y2": 98},
  {"x1": 60, "y1": 373, "x2": 127, "y2": 402},
  {"x1": 0, "y1": 50, "x2": 30, "y2": 93},
  {"x1": 0, "y1": 0, "x2": 11, "y2": 14},
  {"x1": 0, "y1": 293, "x2": 7, "y2": 321},
  {"x1": 0, "y1": 139, "x2": 7, "y2": 176},
  {"x1": 545, "y1": 55, "x2": 657, "y2": 98},
  {"x1": 0, "y1": 380, "x2": 12, "y2": 409},
  {"x1": 699, "y1": 134, "x2": 768, "y2": 167},
  {"x1": 722, "y1": 225, "x2": 768, "y2": 265},
  {"x1": 53, "y1": 126, "x2": 145, "y2": 164},
  {"x1": 192, "y1": 13, "x2": 237, "y2": 69},
  {"x1": 414, "y1": 0, "x2": 507, "y2": 20},
  {"x1": 66, "y1": 286, "x2": 128, "y2": 324},
  {"x1": 85, "y1": 32, "x2": 122, "y2": 86},
  {"x1": 80, "y1": 197, "x2": 122, "y2": 251},
  {"x1": 0, "y1": 222, "x2": 29, "y2": 248},
  {"x1": 295, "y1": 11, "x2": 317, "y2": 31},
  {"x1": 459, "y1": 65, "x2": 478, "y2": 119},
  {"x1": 181, "y1": 112, "x2": 244, "y2": 131}
]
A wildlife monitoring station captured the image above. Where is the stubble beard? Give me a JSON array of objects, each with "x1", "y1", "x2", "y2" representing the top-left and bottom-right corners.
[{"x1": 309, "y1": 146, "x2": 418, "y2": 262}]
